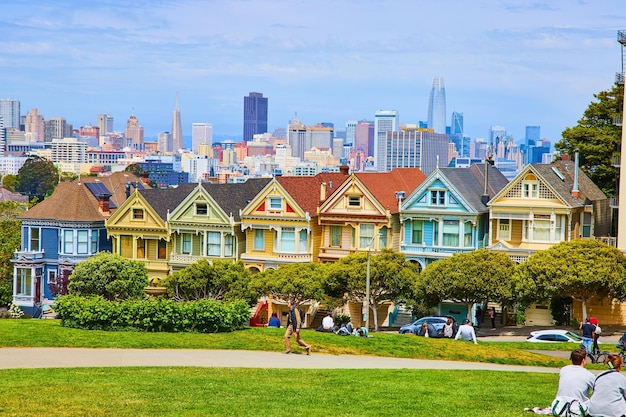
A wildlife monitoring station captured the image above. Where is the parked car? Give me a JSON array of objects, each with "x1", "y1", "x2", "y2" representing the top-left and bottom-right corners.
[
  {"x1": 526, "y1": 329, "x2": 583, "y2": 343},
  {"x1": 399, "y1": 316, "x2": 448, "y2": 335}
]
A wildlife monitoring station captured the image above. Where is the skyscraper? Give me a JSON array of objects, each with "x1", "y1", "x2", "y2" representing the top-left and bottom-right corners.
[
  {"x1": 525, "y1": 125, "x2": 540, "y2": 147},
  {"x1": 345, "y1": 120, "x2": 357, "y2": 146},
  {"x1": 243, "y1": 92, "x2": 268, "y2": 141},
  {"x1": 374, "y1": 110, "x2": 399, "y2": 171},
  {"x1": 172, "y1": 93, "x2": 183, "y2": 151},
  {"x1": 192, "y1": 123, "x2": 213, "y2": 152},
  {"x1": 0, "y1": 98, "x2": 20, "y2": 129},
  {"x1": 427, "y1": 77, "x2": 446, "y2": 134},
  {"x1": 489, "y1": 125, "x2": 506, "y2": 154},
  {"x1": 25, "y1": 108, "x2": 44, "y2": 142},
  {"x1": 451, "y1": 112, "x2": 463, "y2": 135},
  {"x1": 125, "y1": 115, "x2": 144, "y2": 150},
  {"x1": 97, "y1": 114, "x2": 114, "y2": 135}
]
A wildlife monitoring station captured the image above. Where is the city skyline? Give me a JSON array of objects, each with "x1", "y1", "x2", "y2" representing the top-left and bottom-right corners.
[{"x1": 1, "y1": 1, "x2": 623, "y2": 143}]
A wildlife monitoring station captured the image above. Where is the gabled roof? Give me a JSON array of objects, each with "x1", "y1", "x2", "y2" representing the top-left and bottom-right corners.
[
  {"x1": 438, "y1": 164, "x2": 509, "y2": 211},
  {"x1": 549, "y1": 160, "x2": 607, "y2": 203},
  {"x1": 139, "y1": 183, "x2": 197, "y2": 220},
  {"x1": 277, "y1": 172, "x2": 349, "y2": 214},
  {"x1": 203, "y1": 178, "x2": 272, "y2": 221},
  {"x1": 355, "y1": 168, "x2": 426, "y2": 214},
  {"x1": 20, "y1": 172, "x2": 145, "y2": 222}
]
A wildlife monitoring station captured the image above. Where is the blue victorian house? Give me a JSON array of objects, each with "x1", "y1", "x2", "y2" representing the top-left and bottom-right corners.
[{"x1": 12, "y1": 172, "x2": 143, "y2": 316}]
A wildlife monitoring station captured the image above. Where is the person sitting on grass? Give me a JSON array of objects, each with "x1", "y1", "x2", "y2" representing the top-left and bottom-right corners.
[
  {"x1": 267, "y1": 312, "x2": 280, "y2": 328},
  {"x1": 454, "y1": 319, "x2": 477, "y2": 344}
]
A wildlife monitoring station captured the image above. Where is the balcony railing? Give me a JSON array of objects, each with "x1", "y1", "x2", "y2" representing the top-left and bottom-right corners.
[{"x1": 13, "y1": 250, "x2": 45, "y2": 261}]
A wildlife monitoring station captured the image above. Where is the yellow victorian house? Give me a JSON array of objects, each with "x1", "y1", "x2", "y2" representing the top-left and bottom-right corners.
[
  {"x1": 167, "y1": 179, "x2": 270, "y2": 272},
  {"x1": 105, "y1": 183, "x2": 196, "y2": 281}
]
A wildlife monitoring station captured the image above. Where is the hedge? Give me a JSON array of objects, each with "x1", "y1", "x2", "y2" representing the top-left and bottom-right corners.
[{"x1": 54, "y1": 295, "x2": 250, "y2": 332}]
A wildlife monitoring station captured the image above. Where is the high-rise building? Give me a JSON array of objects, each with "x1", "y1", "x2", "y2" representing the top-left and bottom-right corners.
[
  {"x1": 451, "y1": 112, "x2": 463, "y2": 135},
  {"x1": 158, "y1": 132, "x2": 173, "y2": 153},
  {"x1": 25, "y1": 108, "x2": 44, "y2": 142},
  {"x1": 0, "y1": 99, "x2": 20, "y2": 129},
  {"x1": 172, "y1": 93, "x2": 183, "y2": 151},
  {"x1": 44, "y1": 117, "x2": 71, "y2": 142},
  {"x1": 427, "y1": 77, "x2": 446, "y2": 134},
  {"x1": 287, "y1": 117, "x2": 334, "y2": 159},
  {"x1": 243, "y1": 92, "x2": 268, "y2": 141},
  {"x1": 345, "y1": 120, "x2": 357, "y2": 146},
  {"x1": 525, "y1": 125, "x2": 540, "y2": 147},
  {"x1": 97, "y1": 114, "x2": 114, "y2": 135},
  {"x1": 489, "y1": 126, "x2": 506, "y2": 153},
  {"x1": 374, "y1": 110, "x2": 399, "y2": 171},
  {"x1": 381, "y1": 128, "x2": 448, "y2": 175},
  {"x1": 192, "y1": 123, "x2": 213, "y2": 153},
  {"x1": 125, "y1": 115, "x2": 144, "y2": 150},
  {"x1": 355, "y1": 121, "x2": 374, "y2": 156}
]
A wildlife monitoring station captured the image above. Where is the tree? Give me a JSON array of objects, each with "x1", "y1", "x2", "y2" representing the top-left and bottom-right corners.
[
  {"x1": 15, "y1": 156, "x2": 59, "y2": 201},
  {"x1": 161, "y1": 259, "x2": 255, "y2": 304},
  {"x1": 0, "y1": 213, "x2": 22, "y2": 306},
  {"x1": 514, "y1": 239, "x2": 626, "y2": 320},
  {"x1": 2, "y1": 174, "x2": 17, "y2": 192},
  {"x1": 418, "y1": 249, "x2": 516, "y2": 321},
  {"x1": 68, "y1": 252, "x2": 148, "y2": 300},
  {"x1": 325, "y1": 249, "x2": 420, "y2": 331},
  {"x1": 250, "y1": 263, "x2": 326, "y2": 307},
  {"x1": 555, "y1": 83, "x2": 623, "y2": 197},
  {"x1": 124, "y1": 163, "x2": 145, "y2": 177}
]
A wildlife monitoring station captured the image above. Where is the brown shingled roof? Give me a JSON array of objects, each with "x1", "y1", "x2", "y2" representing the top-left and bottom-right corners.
[
  {"x1": 355, "y1": 168, "x2": 426, "y2": 213},
  {"x1": 277, "y1": 172, "x2": 350, "y2": 214}
]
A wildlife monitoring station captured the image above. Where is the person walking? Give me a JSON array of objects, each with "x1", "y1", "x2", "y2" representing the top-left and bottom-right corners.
[
  {"x1": 284, "y1": 299, "x2": 311, "y2": 355},
  {"x1": 579, "y1": 318, "x2": 595, "y2": 354},
  {"x1": 489, "y1": 307, "x2": 496, "y2": 330},
  {"x1": 475, "y1": 305, "x2": 482, "y2": 328}
]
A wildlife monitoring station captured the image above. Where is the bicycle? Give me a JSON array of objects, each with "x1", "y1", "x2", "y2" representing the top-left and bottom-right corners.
[{"x1": 580, "y1": 343, "x2": 609, "y2": 364}]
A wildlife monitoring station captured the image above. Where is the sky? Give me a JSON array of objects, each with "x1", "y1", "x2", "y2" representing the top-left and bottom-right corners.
[{"x1": 2, "y1": 0, "x2": 625, "y2": 146}]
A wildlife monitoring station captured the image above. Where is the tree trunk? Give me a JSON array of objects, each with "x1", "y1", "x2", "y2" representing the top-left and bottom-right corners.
[
  {"x1": 371, "y1": 302, "x2": 379, "y2": 332},
  {"x1": 467, "y1": 303, "x2": 473, "y2": 322},
  {"x1": 581, "y1": 299, "x2": 588, "y2": 322}
]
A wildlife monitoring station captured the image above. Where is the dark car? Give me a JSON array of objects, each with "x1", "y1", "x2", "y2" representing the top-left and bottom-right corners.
[{"x1": 398, "y1": 316, "x2": 448, "y2": 335}]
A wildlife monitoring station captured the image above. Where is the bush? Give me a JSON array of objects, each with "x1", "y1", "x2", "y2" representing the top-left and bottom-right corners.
[{"x1": 54, "y1": 295, "x2": 250, "y2": 332}]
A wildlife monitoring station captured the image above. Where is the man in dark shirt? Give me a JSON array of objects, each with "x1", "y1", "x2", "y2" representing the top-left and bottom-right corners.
[
  {"x1": 579, "y1": 317, "x2": 595, "y2": 353},
  {"x1": 284, "y1": 299, "x2": 311, "y2": 355}
]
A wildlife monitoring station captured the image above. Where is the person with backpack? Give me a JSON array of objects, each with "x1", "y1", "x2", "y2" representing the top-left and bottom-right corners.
[
  {"x1": 284, "y1": 299, "x2": 311, "y2": 355},
  {"x1": 587, "y1": 354, "x2": 626, "y2": 417}
]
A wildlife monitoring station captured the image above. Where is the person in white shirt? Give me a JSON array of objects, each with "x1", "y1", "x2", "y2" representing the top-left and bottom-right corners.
[
  {"x1": 454, "y1": 319, "x2": 477, "y2": 344},
  {"x1": 321, "y1": 313, "x2": 334, "y2": 331},
  {"x1": 588, "y1": 354, "x2": 626, "y2": 417},
  {"x1": 556, "y1": 348, "x2": 595, "y2": 401}
]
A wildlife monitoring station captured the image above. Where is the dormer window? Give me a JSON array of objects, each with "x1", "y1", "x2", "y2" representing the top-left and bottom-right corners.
[
  {"x1": 522, "y1": 174, "x2": 539, "y2": 198},
  {"x1": 132, "y1": 208, "x2": 144, "y2": 220},
  {"x1": 196, "y1": 203, "x2": 208, "y2": 215},
  {"x1": 348, "y1": 195, "x2": 361, "y2": 207},
  {"x1": 430, "y1": 190, "x2": 445, "y2": 205},
  {"x1": 269, "y1": 197, "x2": 282, "y2": 210}
]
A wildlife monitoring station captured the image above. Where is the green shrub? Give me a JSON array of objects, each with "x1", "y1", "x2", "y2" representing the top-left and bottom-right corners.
[{"x1": 54, "y1": 295, "x2": 250, "y2": 332}]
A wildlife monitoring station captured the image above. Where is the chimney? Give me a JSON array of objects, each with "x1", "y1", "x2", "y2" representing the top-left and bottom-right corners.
[
  {"x1": 98, "y1": 193, "x2": 112, "y2": 215},
  {"x1": 340, "y1": 165, "x2": 349, "y2": 175},
  {"x1": 572, "y1": 149, "x2": 580, "y2": 199},
  {"x1": 481, "y1": 162, "x2": 490, "y2": 205},
  {"x1": 320, "y1": 182, "x2": 327, "y2": 201}
]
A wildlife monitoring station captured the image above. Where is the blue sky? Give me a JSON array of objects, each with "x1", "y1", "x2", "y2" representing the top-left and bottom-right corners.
[{"x1": 2, "y1": 0, "x2": 624, "y2": 145}]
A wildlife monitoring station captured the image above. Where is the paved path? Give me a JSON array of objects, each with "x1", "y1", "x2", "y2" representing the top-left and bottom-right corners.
[{"x1": 0, "y1": 347, "x2": 562, "y2": 373}]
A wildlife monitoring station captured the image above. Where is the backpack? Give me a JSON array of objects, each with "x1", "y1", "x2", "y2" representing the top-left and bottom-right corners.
[{"x1": 550, "y1": 396, "x2": 588, "y2": 417}]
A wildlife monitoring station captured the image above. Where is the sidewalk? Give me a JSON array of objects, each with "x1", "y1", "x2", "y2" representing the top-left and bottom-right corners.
[{"x1": 0, "y1": 347, "x2": 562, "y2": 373}]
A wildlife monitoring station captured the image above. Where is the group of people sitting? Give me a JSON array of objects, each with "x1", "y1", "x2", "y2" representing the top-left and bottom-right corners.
[
  {"x1": 315, "y1": 313, "x2": 368, "y2": 337},
  {"x1": 528, "y1": 347, "x2": 626, "y2": 417},
  {"x1": 416, "y1": 316, "x2": 478, "y2": 344}
]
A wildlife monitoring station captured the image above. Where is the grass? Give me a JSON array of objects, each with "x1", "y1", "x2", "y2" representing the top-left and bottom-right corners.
[
  {"x1": 0, "y1": 319, "x2": 571, "y2": 367},
  {"x1": 0, "y1": 367, "x2": 558, "y2": 417}
]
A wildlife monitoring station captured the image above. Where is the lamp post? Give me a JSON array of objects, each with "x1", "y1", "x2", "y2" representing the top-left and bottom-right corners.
[{"x1": 365, "y1": 245, "x2": 371, "y2": 330}]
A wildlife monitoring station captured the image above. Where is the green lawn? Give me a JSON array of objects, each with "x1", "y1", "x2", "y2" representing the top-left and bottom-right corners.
[{"x1": 0, "y1": 367, "x2": 557, "y2": 417}]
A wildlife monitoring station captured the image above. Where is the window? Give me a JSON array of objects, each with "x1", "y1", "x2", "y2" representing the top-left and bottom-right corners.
[
  {"x1": 30, "y1": 228, "x2": 40, "y2": 251},
  {"x1": 132, "y1": 208, "x2": 144, "y2": 220},
  {"x1": 196, "y1": 203, "x2": 208, "y2": 215},
  {"x1": 378, "y1": 227, "x2": 388, "y2": 248},
  {"x1": 442, "y1": 220, "x2": 459, "y2": 247},
  {"x1": 411, "y1": 221, "x2": 423, "y2": 244},
  {"x1": 533, "y1": 215, "x2": 551, "y2": 241},
  {"x1": 582, "y1": 212, "x2": 592, "y2": 237},
  {"x1": 158, "y1": 239, "x2": 167, "y2": 259},
  {"x1": 224, "y1": 235, "x2": 233, "y2": 257},
  {"x1": 181, "y1": 233, "x2": 192, "y2": 254},
  {"x1": 432, "y1": 221, "x2": 439, "y2": 246},
  {"x1": 137, "y1": 238, "x2": 145, "y2": 258},
  {"x1": 76, "y1": 230, "x2": 89, "y2": 254},
  {"x1": 253, "y1": 229, "x2": 265, "y2": 251},
  {"x1": 464, "y1": 222, "x2": 473, "y2": 247},
  {"x1": 359, "y1": 224, "x2": 375, "y2": 248},
  {"x1": 348, "y1": 195, "x2": 361, "y2": 207},
  {"x1": 430, "y1": 190, "x2": 445, "y2": 205},
  {"x1": 207, "y1": 232, "x2": 221, "y2": 256},
  {"x1": 498, "y1": 219, "x2": 510, "y2": 240},
  {"x1": 330, "y1": 226, "x2": 341, "y2": 247},
  {"x1": 63, "y1": 230, "x2": 73, "y2": 254},
  {"x1": 281, "y1": 229, "x2": 295, "y2": 252},
  {"x1": 269, "y1": 198, "x2": 282, "y2": 210},
  {"x1": 47, "y1": 270, "x2": 57, "y2": 285},
  {"x1": 299, "y1": 230, "x2": 308, "y2": 252},
  {"x1": 523, "y1": 182, "x2": 538, "y2": 198},
  {"x1": 16, "y1": 268, "x2": 31, "y2": 296},
  {"x1": 91, "y1": 230, "x2": 98, "y2": 254}
]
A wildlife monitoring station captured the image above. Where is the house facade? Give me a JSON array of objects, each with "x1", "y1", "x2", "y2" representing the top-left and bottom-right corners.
[
  {"x1": 400, "y1": 163, "x2": 509, "y2": 271},
  {"x1": 12, "y1": 172, "x2": 143, "y2": 315}
]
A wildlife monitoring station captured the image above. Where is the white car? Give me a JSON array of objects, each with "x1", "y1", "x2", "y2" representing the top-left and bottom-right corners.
[{"x1": 526, "y1": 329, "x2": 583, "y2": 343}]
